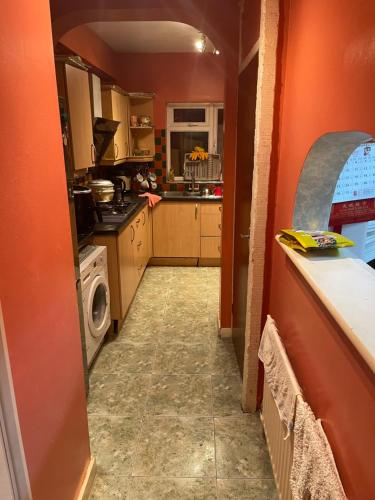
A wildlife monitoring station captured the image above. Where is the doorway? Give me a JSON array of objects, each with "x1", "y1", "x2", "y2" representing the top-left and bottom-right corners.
[{"x1": 232, "y1": 53, "x2": 259, "y2": 375}]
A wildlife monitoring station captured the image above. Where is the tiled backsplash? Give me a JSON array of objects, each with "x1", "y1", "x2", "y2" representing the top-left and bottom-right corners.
[{"x1": 149, "y1": 129, "x2": 185, "y2": 192}]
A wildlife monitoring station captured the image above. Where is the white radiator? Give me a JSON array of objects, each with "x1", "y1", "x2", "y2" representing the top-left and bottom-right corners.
[
  {"x1": 259, "y1": 316, "x2": 346, "y2": 500},
  {"x1": 261, "y1": 380, "x2": 294, "y2": 500}
]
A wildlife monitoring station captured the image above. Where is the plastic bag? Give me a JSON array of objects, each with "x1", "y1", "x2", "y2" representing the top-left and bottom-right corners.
[{"x1": 279, "y1": 229, "x2": 355, "y2": 253}]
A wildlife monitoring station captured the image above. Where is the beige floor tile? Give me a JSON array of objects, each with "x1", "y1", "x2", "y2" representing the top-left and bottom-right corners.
[
  {"x1": 209, "y1": 339, "x2": 240, "y2": 375},
  {"x1": 132, "y1": 416, "x2": 216, "y2": 477},
  {"x1": 215, "y1": 415, "x2": 273, "y2": 479},
  {"x1": 153, "y1": 342, "x2": 211, "y2": 374},
  {"x1": 217, "y1": 479, "x2": 277, "y2": 499},
  {"x1": 212, "y1": 375, "x2": 243, "y2": 416},
  {"x1": 87, "y1": 373, "x2": 150, "y2": 416},
  {"x1": 92, "y1": 341, "x2": 155, "y2": 375},
  {"x1": 89, "y1": 474, "x2": 132, "y2": 499},
  {"x1": 147, "y1": 374, "x2": 212, "y2": 416},
  {"x1": 129, "y1": 478, "x2": 217, "y2": 499},
  {"x1": 89, "y1": 416, "x2": 142, "y2": 476}
]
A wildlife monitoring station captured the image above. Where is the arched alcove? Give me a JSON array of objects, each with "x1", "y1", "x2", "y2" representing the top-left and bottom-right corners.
[{"x1": 293, "y1": 131, "x2": 373, "y2": 230}]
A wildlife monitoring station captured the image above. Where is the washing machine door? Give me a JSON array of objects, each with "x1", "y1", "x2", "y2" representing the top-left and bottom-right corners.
[{"x1": 87, "y1": 275, "x2": 110, "y2": 338}]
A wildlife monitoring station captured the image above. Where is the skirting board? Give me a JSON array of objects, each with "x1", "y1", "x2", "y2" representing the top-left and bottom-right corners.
[
  {"x1": 149, "y1": 257, "x2": 198, "y2": 266},
  {"x1": 220, "y1": 327, "x2": 232, "y2": 338},
  {"x1": 76, "y1": 456, "x2": 96, "y2": 500}
]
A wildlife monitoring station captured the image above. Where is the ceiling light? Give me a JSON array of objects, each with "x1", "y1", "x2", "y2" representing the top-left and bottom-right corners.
[
  {"x1": 214, "y1": 49, "x2": 220, "y2": 55},
  {"x1": 195, "y1": 33, "x2": 207, "y2": 53}
]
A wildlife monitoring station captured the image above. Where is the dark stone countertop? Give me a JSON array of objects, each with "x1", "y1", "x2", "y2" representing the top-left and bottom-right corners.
[
  {"x1": 160, "y1": 192, "x2": 223, "y2": 202},
  {"x1": 94, "y1": 195, "x2": 148, "y2": 235},
  {"x1": 93, "y1": 193, "x2": 223, "y2": 235}
]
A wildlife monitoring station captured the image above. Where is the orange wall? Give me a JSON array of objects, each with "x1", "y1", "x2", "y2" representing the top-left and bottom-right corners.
[
  {"x1": 267, "y1": 1, "x2": 375, "y2": 497},
  {"x1": 116, "y1": 53, "x2": 225, "y2": 128},
  {"x1": 0, "y1": 2, "x2": 90, "y2": 499},
  {"x1": 59, "y1": 25, "x2": 119, "y2": 81}
]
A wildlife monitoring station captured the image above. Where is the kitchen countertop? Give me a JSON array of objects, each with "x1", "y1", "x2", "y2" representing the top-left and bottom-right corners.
[
  {"x1": 160, "y1": 192, "x2": 223, "y2": 202},
  {"x1": 93, "y1": 192, "x2": 223, "y2": 234},
  {"x1": 94, "y1": 195, "x2": 148, "y2": 235}
]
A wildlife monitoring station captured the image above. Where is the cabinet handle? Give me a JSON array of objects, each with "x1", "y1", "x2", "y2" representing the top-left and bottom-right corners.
[
  {"x1": 142, "y1": 211, "x2": 146, "y2": 225},
  {"x1": 137, "y1": 241, "x2": 142, "y2": 249},
  {"x1": 115, "y1": 143, "x2": 119, "y2": 159},
  {"x1": 136, "y1": 218, "x2": 141, "y2": 227},
  {"x1": 130, "y1": 225, "x2": 135, "y2": 242},
  {"x1": 195, "y1": 204, "x2": 198, "y2": 220},
  {"x1": 90, "y1": 144, "x2": 96, "y2": 164},
  {"x1": 218, "y1": 246, "x2": 221, "y2": 253},
  {"x1": 240, "y1": 234, "x2": 250, "y2": 239},
  {"x1": 219, "y1": 205, "x2": 222, "y2": 212},
  {"x1": 218, "y1": 223, "x2": 221, "y2": 230}
]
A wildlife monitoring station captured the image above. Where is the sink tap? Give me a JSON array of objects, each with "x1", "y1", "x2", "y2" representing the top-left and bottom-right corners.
[{"x1": 191, "y1": 173, "x2": 200, "y2": 192}]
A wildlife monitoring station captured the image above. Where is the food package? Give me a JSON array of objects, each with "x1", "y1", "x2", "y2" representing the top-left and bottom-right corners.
[{"x1": 279, "y1": 229, "x2": 355, "y2": 252}]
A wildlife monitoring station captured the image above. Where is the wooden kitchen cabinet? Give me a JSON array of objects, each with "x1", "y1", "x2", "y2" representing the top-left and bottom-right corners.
[
  {"x1": 118, "y1": 222, "x2": 138, "y2": 316},
  {"x1": 152, "y1": 202, "x2": 201, "y2": 257},
  {"x1": 200, "y1": 202, "x2": 222, "y2": 263},
  {"x1": 93, "y1": 205, "x2": 152, "y2": 327},
  {"x1": 101, "y1": 85, "x2": 130, "y2": 165},
  {"x1": 201, "y1": 203, "x2": 222, "y2": 236},
  {"x1": 201, "y1": 236, "x2": 221, "y2": 258},
  {"x1": 55, "y1": 59, "x2": 95, "y2": 170}
]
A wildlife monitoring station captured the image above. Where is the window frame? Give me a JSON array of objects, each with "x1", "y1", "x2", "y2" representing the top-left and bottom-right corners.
[{"x1": 166, "y1": 102, "x2": 224, "y2": 181}]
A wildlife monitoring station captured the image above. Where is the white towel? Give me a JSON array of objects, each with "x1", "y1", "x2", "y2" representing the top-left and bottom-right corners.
[
  {"x1": 290, "y1": 397, "x2": 347, "y2": 500},
  {"x1": 258, "y1": 315, "x2": 302, "y2": 436}
]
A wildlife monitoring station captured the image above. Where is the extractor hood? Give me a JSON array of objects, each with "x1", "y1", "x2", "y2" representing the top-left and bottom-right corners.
[{"x1": 93, "y1": 117, "x2": 120, "y2": 162}]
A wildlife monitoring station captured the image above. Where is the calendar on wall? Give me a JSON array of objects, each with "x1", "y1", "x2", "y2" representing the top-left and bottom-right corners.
[{"x1": 332, "y1": 142, "x2": 375, "y2": 203}]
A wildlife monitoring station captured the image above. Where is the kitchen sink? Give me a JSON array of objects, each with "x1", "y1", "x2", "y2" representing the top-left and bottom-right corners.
[{"x1": 160, "y1": 191, "x2": 221, "y2": 199}]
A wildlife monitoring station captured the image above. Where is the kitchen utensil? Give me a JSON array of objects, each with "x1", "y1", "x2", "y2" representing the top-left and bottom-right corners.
[
  {"x1": 130, "y1": 115, "x2": 138, "y2": 127},
  {"x1": 87, "y1": 179, "x2": 115, "y2": 202},
  {"x1": 140, "y1": 179, "x2": 150, "y2": 189},
  {"x1": 115, "y1": 175, "x2": 132, "y2": 192},
  {"x1": 148, "y1": 172, "x2": 157, "y2": 182},
  {"x1": 139, "y1": 115, "x2": 151, "y2": 126},
  {"x1": 150, "y1": 181, "x2": 158, "y2": 190},
  {"x1": 136, "y1": 173, "x2": 144, "y2": 182}
]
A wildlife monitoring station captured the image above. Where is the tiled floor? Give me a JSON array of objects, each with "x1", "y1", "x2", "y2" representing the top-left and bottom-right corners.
[{"x1": 88, "y1": 266, "x2": 276, "y2": 499}]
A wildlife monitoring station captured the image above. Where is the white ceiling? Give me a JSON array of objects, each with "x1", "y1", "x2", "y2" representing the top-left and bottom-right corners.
[{"x1": 86, "y1": 21, "x2": 215, "y2": 53}]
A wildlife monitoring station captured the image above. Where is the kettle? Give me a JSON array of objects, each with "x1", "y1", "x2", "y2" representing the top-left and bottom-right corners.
[{"x1": 115, "y1": 175, "x2": 132, "y2": 193}]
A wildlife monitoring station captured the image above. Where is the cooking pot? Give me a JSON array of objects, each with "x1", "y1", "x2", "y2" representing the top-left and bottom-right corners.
[
  {"x1": 87, "y1": 179, "x2": 114, "y2": 202},
  {"x1": 73, "y1": 186, "x2": 96, "y2": 241}
]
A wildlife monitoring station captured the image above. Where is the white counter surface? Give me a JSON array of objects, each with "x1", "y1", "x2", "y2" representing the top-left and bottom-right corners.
[{"x1": 276, "y1": 236, "x2": 375, "y2": 373}]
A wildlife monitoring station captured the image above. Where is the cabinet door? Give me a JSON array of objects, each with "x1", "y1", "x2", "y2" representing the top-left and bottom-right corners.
[
  {"x1": 153, "y1": 202, "x2": 201, "y2": 257},
  {"x1": 201, "y1": 236, "x2": 221, "y2": 258},
  {"x1": 65, "y1": 64, "x2": 94, "y2": 170},
  {"x1": 101, "y1": 90, "x2": 130, "y2": 162},
  {"x1": 201, "y1": 203, "x2": 222, "y2": 236},
  {"x1": 111, "y1": 91, "x2": 127, "y2": 160},
  {"x1": 118, "y1": 223, "x2": 138, "y2": 316}
]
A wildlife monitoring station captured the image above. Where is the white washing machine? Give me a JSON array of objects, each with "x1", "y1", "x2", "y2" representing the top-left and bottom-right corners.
[{"x1": 79, "y1": 245, "x2": 111, "y2": 367}]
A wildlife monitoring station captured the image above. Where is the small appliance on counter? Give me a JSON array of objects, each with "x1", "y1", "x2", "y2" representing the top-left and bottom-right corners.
[
  {"x1": 73, "y1": 185, "x2": 97, "y2": 248},
  {"x1": 87, "y1": 179, "x2": 115, "y2": 203}
]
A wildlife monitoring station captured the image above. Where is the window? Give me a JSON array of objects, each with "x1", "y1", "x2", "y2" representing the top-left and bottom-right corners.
[{"x1": 167, "y1": 103, "x2": 224, "y2": 179}]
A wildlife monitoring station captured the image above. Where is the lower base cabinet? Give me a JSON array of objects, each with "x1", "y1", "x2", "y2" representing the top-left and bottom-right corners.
[
  {"x1": 93, "y1": 206, "x2": 151, "y2": 326},
  {"x1": 152, "y1": 201, "x2": 222, "y2": 261}
]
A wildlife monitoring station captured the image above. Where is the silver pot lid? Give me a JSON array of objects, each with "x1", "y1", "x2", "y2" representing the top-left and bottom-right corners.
[{"x1": 88, "y1": 179, "x2": 114, "y2": 187}]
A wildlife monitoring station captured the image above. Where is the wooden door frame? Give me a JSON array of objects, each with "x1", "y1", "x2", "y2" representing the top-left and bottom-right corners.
[
  {"x1": 241, "y1": 0, "x2": 280, "y2": 411},
  {"x1": 0, "y1": 303, "x2": 32, "y2": 499}
]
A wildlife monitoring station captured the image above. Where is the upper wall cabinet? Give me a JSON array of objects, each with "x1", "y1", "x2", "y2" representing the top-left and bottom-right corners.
[
  {"x1": 101, "y1": 85, "x2": 130, "y2": 165},
  {"x1": 55, "y1": 59, "x2": 95, "y2": 170},
  {"x1": 127, "y1": 93, "x2": 155, "y2": 162}
]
